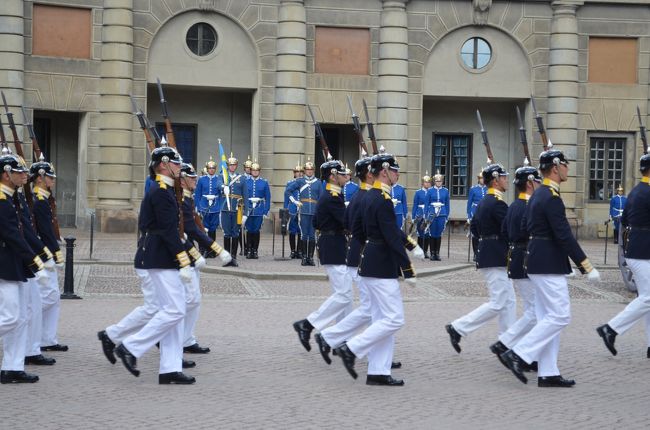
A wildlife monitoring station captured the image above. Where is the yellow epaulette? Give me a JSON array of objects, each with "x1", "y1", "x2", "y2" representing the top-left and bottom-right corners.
[
  {"x1": 332, "y1": 192, "x2": 339, "y2": 197},
  {"x1": 0, "y1": 193, "x2": 5, "y2": 200},
  {"x1": 550, "y1": 188, "x2": 559, "y2": 197},
  {"x1": 158, "y1": 181, "x2": 167, "y2": 190}
]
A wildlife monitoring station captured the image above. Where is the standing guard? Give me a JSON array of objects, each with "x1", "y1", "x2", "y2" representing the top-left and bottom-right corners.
[
  {"x1": 467, "y1": 173, "x2": 487, "y2": 260},
  {"x1": 412, "y1": 172, "x2": 432, "y2": 258},
  {"x1": 391, "y1": 179, "x2": 408, "y2": 230},
  {"x1": 194, "y1": 157, "x2": 222, "y2": 257},
  {"x1": 284, "y1": 163, "x2": 303, "y2": 259},
  {"x1": 609, "y1": 185, "x2": 627, "y2": 244},
  {"x1": 243, "y1": 156, "x2": 253, "y2": 178},
  {"x1": 220, "y1": 153, "x2": 248, "y2": 267},
  {"x1": 426, "y1": 171, "x2": 450, "y2": 261},
  {"x1": 29, "y1": 155, "x2": 68, "y2": 353},
  {"x1": 286, "y1": 158, "x2": 323, "y2": 266},
  {"x1": 342, "y1": 164, "x2": 359, "y2": 206},
  {"x1": 244, "y1": 160, "x2": 271, "y2": 259}
]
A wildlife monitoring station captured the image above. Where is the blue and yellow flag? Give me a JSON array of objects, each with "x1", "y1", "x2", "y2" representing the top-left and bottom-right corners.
[{"x1": 218, "y1": 138, "x2": 228, "y2": 185}]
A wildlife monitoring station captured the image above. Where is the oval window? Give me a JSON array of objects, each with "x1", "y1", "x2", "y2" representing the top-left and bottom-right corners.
[
  {"x1": 460, "y1": 37, "x2": 492, "y2": 70},
  {"x1": 186, "y1": 22, "x2": 217, "y2": 57}
]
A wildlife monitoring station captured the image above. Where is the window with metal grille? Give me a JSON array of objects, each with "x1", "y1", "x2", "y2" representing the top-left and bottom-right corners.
[
  {"x1": 432, "y1": 134, "x2": 471, "y2": 197},
  {"x1": 589, "y1": 137, "x2": 625, "y2": 201},
  {"x1": 186, "y1": 22, "x2": 217, "y2": 57}
]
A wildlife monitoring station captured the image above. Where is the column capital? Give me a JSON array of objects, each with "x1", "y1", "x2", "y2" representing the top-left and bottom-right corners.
[
  {"x1": 382, "y1": 0, "x2": 410, "y2": 9},
  {"x1": 281, "y1": 0, "x2": 304, "y2": 5},
  {"x1": 551, "y1": 0, "x2": 583, "y2": 13}
]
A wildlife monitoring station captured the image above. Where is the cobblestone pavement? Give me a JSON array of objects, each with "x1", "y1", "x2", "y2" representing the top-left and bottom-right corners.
[{"x1": 1, "y1": 228, "x2": 645, "y2": 429}]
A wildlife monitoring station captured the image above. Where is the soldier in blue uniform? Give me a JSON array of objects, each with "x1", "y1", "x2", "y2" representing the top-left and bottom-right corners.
[
  {"x1": 501, "y1": 148, "x2": 600, "y2": 388},
  {"x1": 286, "y1": 158, "x2": 323, "y2": 266},
  {"x1": 412, "y1": 171, "x2": 432, "y2": 258},
  {"x1": 342, "y1": 164, "x2": 359, "y2": 206},
  {"x1": 29, "y1": 155, "x2": 68, "y2": 353},
  {"x1": 243, "y1": 156, "x2": 253, "y2": 178},
  {"x1": 609, "y1": 185, "x2": 627, "y2": 244},
  {"x1": 112, "y1": 145, "x2": 196, "y2": 384},
  {"x1": 284, "y1": 163, "x2": 303, "y2": 259},
  {"x1": 0, "y1": 151, "x2": 48, "y2": 384},
  {"x1": 596, "y1": 152, "x2": 650, "y2": 358},
  {"x1": 220, "y1": 154, "x2": 248, "y2": 267},
  {"x1": 244, "y1": 160, "x2": 271, "y2": 259},
  {"x1": 467, "y1": 173, "x2": 487, "y2": 260},
  {"x1": 391, "y1": 180, "x2": 408, "y2": 230},
  {"x1": 426, "y1": 171, "x2": 450, "y2": 261},
  {"x1": 194, "y1": 157, "x2": 223, "y2": 257},
  {"x1": 332, "y1": 151, "x2": 418, "y2": 386},
  {"x1": 292, "y1": 159, "x2": 353, "y2": 352},
  {"x1": 489, "y1": 163, "x2": 542, "y2": 369},
  {"x1": 445, "y1": 163, "x2": 515, "y2": 353}
]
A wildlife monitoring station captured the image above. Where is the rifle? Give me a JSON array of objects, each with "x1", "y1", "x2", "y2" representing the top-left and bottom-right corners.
[
  {"x1": 21, "y1": 105, "x2": 62, "y2": 240},
  {"x1": 475, "y1": 109, "x2": 494, "y2": 164},
  {"x1": 156, "y1": 77, "x2": 177, "y2": 149},
  {"x1": 637, "y1": 106, "x2": 648, "y2": 155},
  {"x1": 0, "y1": 103, "x2": 6, "y2": 148},
  {"x1": 347, "y1": 96, "x2": 369, "y2": 155},
  {"x1": 362, "y1": 99, "x2": 379, "y2": 155},
  {"x1": 515, "y1": 105, "x2": 531, "y2": 165},
  {"x1": 531, "y1": 96, "x2": 551, "y2": 151},
  {"x1": 307, "y1": 105, "x2": 332, "y2": 160},
  {"x1": 130, "y1": 95, "x2": 157, "y2": 152}
]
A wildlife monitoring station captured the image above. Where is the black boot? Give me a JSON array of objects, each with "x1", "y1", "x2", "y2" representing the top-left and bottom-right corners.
[
  {"x1": 301, "y1": 240, "x2": 310, "y2": 266},
  {"x1": 289, "y1": 233, "x2": 297, "y2": 258},
  {"x1": 434, "y1": 237, "x2": 442, "y2": 261},
  {"x1": 230, "y1": 236, "x2": 239, "y2": 267},
  {"x1": 423, "y1": 237, "x2": 430, "y2": 258},
  {"x1": 596, "y1": 324, "x2": 618, "y2": 356},
  {"x1": 245, "y1": 232, "x2": 252, "y2": 258},
  {"x1": 252, "y1": 233, "x2": 260, "y2": 259},
  {"x1": 296, "y1": 235, "x2": 304, "y2": 259},
  {"x1": 429, "y1": 238, "x2": 437, "y2": 261},
  {"x1": 472, "y1": 236, "x2": 479, "y2": 262},
  {"x1": 307, "y1": 239, "x2": 316, "y2": 266}
]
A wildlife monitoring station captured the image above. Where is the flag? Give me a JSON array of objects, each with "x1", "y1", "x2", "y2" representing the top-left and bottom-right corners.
[{"x1": 218, "y1": 138, "x2": 228, "y2": 185}]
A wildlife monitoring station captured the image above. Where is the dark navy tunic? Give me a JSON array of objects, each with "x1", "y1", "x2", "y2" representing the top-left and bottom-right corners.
[
  {"x1": 345, "y1": 185, "x2": 369, "y2": 269},
  {"x1": 470, "y1": 189, "x2": 509, "y2": 269},
  {"x1": 314, "y1": 183, "x2": 347, "y2": 265},
  {"x1": 32, "y1": 186, "x2": 62, "y2": 263},
  {"x1": 524, "y1": 179, "x2": 588, "y2": 275},
  {"x1": 18, "y1": 189, "x2": 50, "y2": 268},
  {"x1": 504, "y1": 194, "x2": 529, "y2": 279},
  {"x1": 621, "y1": 177, "x2": 650, "y2": 259}
]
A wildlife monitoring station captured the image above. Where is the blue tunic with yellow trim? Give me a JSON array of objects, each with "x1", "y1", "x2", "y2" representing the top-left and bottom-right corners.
[
  {"x1": 621, "y1": 177, "x2": 650, "y2": 259},
  {"x1": 470, "y1": 188, "x2": 509, "y2": 269},
  {"x1": 314, "y1": 183, "x2": 347, "y2": 265}
]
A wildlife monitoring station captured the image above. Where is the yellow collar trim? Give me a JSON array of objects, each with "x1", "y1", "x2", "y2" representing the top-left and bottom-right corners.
[
  {"x1": 542, "y1": 178, "x2": 560, "y2": 192},
  {"x1": 326, "y1": 183, "x2": 342, "y2": 193},
  {"x1": 183, "y1": 189, "x2": 193, "y2": 198},
  {"x1": 33, "y1": 186, "x2": 50, "y2": 198},
  {"x1": 1, "y1": 184, "x2": 15, "y2": 197},
  {"x1": 156, "y1": 174, "x2": 175, "y2": 187},
  {"x1": 518, "y1": 192, "x2": 530, "y2": 201},
  {"x1": 361, "y1": 182, "x2": 373, "y2": 191},
  {"x1": 487, "y1": 187, "x2": 504, "y2": 200},
  {"x1": 372, "y1": 180, "x2": 392, "y2": 194},
  {"x1": 642, "y1": 176, "x2": 650, "y2": 184}
]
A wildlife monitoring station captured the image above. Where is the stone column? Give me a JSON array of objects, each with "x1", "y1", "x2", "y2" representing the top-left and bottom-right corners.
[
  {"x1": 377, "y1": 0, "x2": 409, "y2": 169},
  {"x1": 548, "y1": 0, "x2": 583, "y2": 211},
  {"x1": 0, "y1": 1, "x2": 25, "y2": 148},
  {"x1": 95, "y1": 0, "x2": 136, "y2": 232},
  {"x1": 273, "y1": 0, "x2": 306, "y2": 201}
]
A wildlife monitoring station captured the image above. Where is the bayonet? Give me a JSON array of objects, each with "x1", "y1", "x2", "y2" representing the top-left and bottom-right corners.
[
  {"x1": 515, "y1": 106, "x2": 531, "y2": 165},
  {"x1": 307, "y1": 104, "x2": 331, "y2": 161},
  {"x1": 362, "y1": 99, "x2": 378, "y2": 155},
  {"x1": 156, "y1": 77, "x2": 176, "y2": 148},
  {"x1": 476, "y1": 109, "x2": 494, "y2": 164},
  {"x1": 531, "y1": 95, "x2": 550, "y2": 150},
  {"x1": 637, "y1": 106, "x2": 648, "y2": 155},
  {"x1": 347, "y1": 95, "x2": 369, "y2": 155}
]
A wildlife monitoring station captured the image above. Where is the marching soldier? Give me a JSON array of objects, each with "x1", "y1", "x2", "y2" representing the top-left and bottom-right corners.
[
  {"x1": 412, "y1": 171, "x2": 432, "y2": 258},
  {"x1": 467, "y1": 173, "x2": 487, "y2": 260},
  {"x1": 29, "y1": 155, "x2": 68, "y2": 353},
  {"x1": 426, "y1": 171, "x2": 450, "y2": 261},
  {"x1": 244, "y1": 160, "x2": 271, "y2": 259},
  {"x1": 284, "y1": 163, "x2": 303, "y2": 259},
  {"x1": 489, "y1": 163, "x2": 541, "y2": 369},
  {"x1": 112, "y1": 145, "x2": 196, "y2": 384},
  {"x1": 332, "y1": 150, "x2": 417, "y2": 386},
  {"x1": 292, "y1": 159, "x2": 352, "y2": 352},
  {"x1": 609, "y1": 184, "x2": 627, "y2": 244},
  {"x1": 194, "y1": 157, "x2": 222, "y2": 257},
  {"x1": 391, "y1": 179, "x2": 408, "y2": 230},
  {"x1": 220, "y1": 153, "x2": 248, "y2": 267},
  {"x1": 0, "y1": 150, "x2": 48, "y2": 384},
  {"x1": 342, "y1": 164, "x2": 359, "y2": 206},
  {"x1": 445, "y1": 163, "x2": 515, "y2": 353},
  {"x1": 596, "y1": 152, "x2": 650, "y2": 358},
  {"x1": 286, "y1": 158, "x2": 323, "y2": 266},
  {"x1": 501, "y1": 147, "x2": 600, "y2": 388}
]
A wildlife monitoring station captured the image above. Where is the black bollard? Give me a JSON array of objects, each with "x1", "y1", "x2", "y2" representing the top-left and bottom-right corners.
[{"x1": 61, "y1": 236, "x2": 82, "y2": 300}]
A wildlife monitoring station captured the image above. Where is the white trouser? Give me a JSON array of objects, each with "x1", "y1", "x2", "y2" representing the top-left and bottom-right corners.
[
  {"x1": 1, "y1": 280, "x2": 28, "y2": 371},
  {"x1": 321, "y1": 267, "x2": 371, "y2": 348},
  {"x1": 106, "y1": 269, "x2": 158, "y2": 344},
  {"x1": 40, "y1": 268, "x2": 61, "y2": 346},
  {"x1": 183, "y1": 269, "x2": 202, "y2": 348},
  {"x1": 514, "y1": 274, "x2": 571, "y2": 377},
  {"x1": 499, "y1": 278, "x2": 537, "y2": 348},
  {"x1": 122, "y1": 269, "x2": 186, "y2": 374},
  {"x1": 347, "y1": 277, "x2": 404, "y2": 376},
  {"x1": 609, "y1": 259, "x2": 650, "y2": 337},
  {"x1": 307, "y1": 265, "x2": 353, "y2": 331},
  {"x1": 452, "y1": 267, "x2": 516, "y2": 337},
  {"x1": 25, "y1": 278, "x2": 43, "y2": 356}
]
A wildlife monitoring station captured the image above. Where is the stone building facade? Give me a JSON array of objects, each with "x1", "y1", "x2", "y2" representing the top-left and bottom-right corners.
[{"x1": 1, "y1": 0, "x2": 649, "y2": 236}]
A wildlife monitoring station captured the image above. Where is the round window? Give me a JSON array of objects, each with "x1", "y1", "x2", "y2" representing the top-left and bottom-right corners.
[
  {"x1": 186, "y1": 23, "x2": 217, "y2": 57},
  {"x1": 460, "y1": 37, "x2": 492, "y2": 70}
]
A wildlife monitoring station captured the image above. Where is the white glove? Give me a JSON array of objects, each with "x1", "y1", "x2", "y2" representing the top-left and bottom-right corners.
[
  {"x1": 179, "y1": 266, "x2": 193, "y2": 284},
  {"x1": 43, "y1": 258, "x2": 56, "y2": 271},
  {"x1": 219, "y1": 250, "x2": 233, "y2": 265},
  {"x1": 566, "y1": 268, "x2": 578, "y2": 278},
  {"x1": 194, "y1": 256, "x2": 206, "y2": 270},
  {"x1": 467, "y1": 218, "x2": 471, "y2": 224},
  {"x1": 405, "y1": 277, "x2": 417, "y2": 287},
  {"x1": 242, "y1": 216, "x2": 248, "y2": 225},
  {"x1": 34, "y1": 270, "x2": 50, "y2": 287},
  {"x1": 410, "y1": 245, "x2": 425, "y2": 260},
  {"x1": 55, "y1": 262, "x2": 64, "y2": 268},
  {"x1": 587, "y1": 268, "x2": 601, "y2": 283},
  {"x1": 289, "y1": 196, "x2": 298, "y2": 205},
  {"x1": 222, "y1": 185, "x2": 230, "y2": 194}
]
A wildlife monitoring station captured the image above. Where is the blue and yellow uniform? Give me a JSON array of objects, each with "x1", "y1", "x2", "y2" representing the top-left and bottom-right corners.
[
  {"x1": 467, "y1": 183, "x2": 487, "y2": 220},
  {"x1": 609, "y1": 189, "x2": 627, "y2": 243},
  {"x1": 286, "y1": 174, "x2": 323, "y2": 265},
  {"x1": 426, "y1": 183, "x2": 450, "y2": 261},
  {"x1": 32, "y1": 186, "x2": 63, "y2": 264},
  {"x1": 504, "y1": 193, "x2": 530, "y2": 279},
  {"x1": 219, "y1": 170, "x2": 248, "y2": 240},
  {"x1": 283, "y1": 176, "x2": 302, "y2": 258},
  {"x1": 343, "y1": 180, "x2": 359, "y2": 206},
  {"x1": 244, "y1": 171, "x2": 271, "y2": 259},
  {"x1": 194, "y1": 173, "x2": 223, "y2": 233},
  {"x1": 314, "y1": 182, "x2": 347, "y2": 265},
  {"x1": 391, "y1": 183, "x2": 408, "y2": 230},
  {"x1": 412, "y1": 186, "x2": 429, "y2": 239},
  {"x1": 18, "y1": 188, "x2": 53, "y2": 268},
  {"x1": 621, "y1": 176, "x2": 650, "y2": 259}
]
